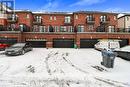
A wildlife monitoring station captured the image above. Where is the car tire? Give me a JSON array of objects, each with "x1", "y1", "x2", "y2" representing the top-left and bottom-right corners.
[{"x1": 21, "y1": 50, "x2": 25, "y2": 55}]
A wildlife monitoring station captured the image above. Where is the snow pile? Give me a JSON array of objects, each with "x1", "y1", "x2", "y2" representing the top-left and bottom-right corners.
[{"x1": 0, "y1": 48, "x2": 130, "y2": 87}]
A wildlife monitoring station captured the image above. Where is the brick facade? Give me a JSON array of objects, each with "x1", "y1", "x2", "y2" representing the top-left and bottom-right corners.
[{"x1": 0, "y1": 10, "x2": 130, "y2": 48}]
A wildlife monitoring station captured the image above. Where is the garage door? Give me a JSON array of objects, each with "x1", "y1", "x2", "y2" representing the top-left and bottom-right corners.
[
  {"x1": 53, "y1": 39, "x2": 74, "y2": 48},
  {"x1": 80, "y1": 39, "x2": 99, "y2": 48},
  {"x1": 0, "y1": 38, "x2": 17, "y2": 45},
  {"x1": 26, "y1": 39, "x2": 46, "y2": 48},
  {"x1": 119, "y1": 39, "x2": 129, "y2": 47}
]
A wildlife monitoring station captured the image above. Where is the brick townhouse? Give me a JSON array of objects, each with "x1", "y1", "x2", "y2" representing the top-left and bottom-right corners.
[{"x1": 0, "y1": 9, "x2": 130, "y2": 48}]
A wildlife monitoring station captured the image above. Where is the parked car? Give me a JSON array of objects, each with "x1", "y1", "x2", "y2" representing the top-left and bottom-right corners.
[
  {"x1": 94, "y1": 40, "x2": 120, "y2": 51},
  {"x1": 5, "y1": 43, "x2": 32, "y2": 56},
  {"x1": 0, "y1": 43, "x2": 10, "y2": 51}
]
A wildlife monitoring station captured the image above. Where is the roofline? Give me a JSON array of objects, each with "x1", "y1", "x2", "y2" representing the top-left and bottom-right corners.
[
  {"x1": 32, "y1": 12, "x2": 73, "y2": 15},
  {"x1": 6, "y1": 10, "x2": 120, "y2": 15},
  {"x1": 74, "y1": 11, "x2": 118, "y2": 15},
  {"x1": 118, "y1": 14, "x2": 130, "y2": 19}
]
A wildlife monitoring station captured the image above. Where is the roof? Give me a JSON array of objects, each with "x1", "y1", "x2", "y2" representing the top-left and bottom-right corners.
[
  {"x1": 118, "y1": 14, "x2": 130, "y2": 19},
  {"x1": 13, "y1": 10, "x2": 32, "y2": 13},
  {"x1": 74, "y1": 11, "x2": 118, "y2": 15},
  {"x1": 32, "y1": 11, "x2": 73, "y2": 15}
]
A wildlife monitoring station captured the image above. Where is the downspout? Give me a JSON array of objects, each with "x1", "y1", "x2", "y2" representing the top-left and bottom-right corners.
[{"x1": 124, "y1": 16, "x2": 126, "y2": 31}]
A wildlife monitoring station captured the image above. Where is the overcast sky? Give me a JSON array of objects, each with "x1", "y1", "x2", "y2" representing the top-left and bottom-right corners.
[{"x1": 15, "y1": 0, "x2": 130, "y2": 12}]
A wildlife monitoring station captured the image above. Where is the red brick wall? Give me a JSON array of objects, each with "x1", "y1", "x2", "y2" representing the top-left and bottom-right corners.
[
  {"x1": 7, "y1": 12, "x2": 33, "y2": 31},
  {"x1": 6, "y1": 11, "x2": 117, "y2": 32},
  {"x1": 74, "y1": 13, "x2": 117, "y2": 32},
  {"x1": 41, "y1": 14, "x2": 73, "y2": 26},
  {"x1": 0, "y1": 19, "x2": 7, "y2": 26}
]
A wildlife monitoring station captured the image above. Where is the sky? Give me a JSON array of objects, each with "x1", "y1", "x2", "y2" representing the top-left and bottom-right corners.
[{"x1": 14, "y1": 0, "x2": 130, "y2": 12}]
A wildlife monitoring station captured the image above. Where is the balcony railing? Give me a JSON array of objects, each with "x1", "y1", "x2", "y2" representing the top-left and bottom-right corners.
[
  {"x1": 33, "y1": 19, "x2": 42, "y2": 24},
  {"x1": 86, "y1": 18, "x2": 95, "y2": 24},
  {"x1": 7, "y1": 15, "x2": 18, "y2": 23},
  {"x1": 100, "y1": 18, "x2": 110, "y2": 24}
]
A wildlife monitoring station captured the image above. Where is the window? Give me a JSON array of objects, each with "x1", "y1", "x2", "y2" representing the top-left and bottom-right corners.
[
  {"x1": 54, "y1": 16, "x2": 56, "y2": 20},
  {"x1": 126, "y1": 17, "x2": 129, "y2": 21},
  {"x1": 75, "y1": 15, "x2": 78, "y2": 19},
  {"x1": 39, "y1": 26, "x2": 44, "y2": 32},
  {"x1": 87, "y1": 15, "x2": 93, "y2": 21},
  {"x1": 114, "y1": 16, "x2": 117, "y2": 20},
  {"x1": 65, "y1": 16, "x2": 71, "y2": 23},
  {"x1": 33, "y1": 25, "x2": 39, "y2": 32},
  {"x1": 10, "y1": 24, "x2": 16, "y2": 31},
  {"x1": 47, "y1": 26, "x2": 50, "y2": 32},
  {"x1": 88, "y1": 25, "x2": 94, "y2": 31},
  {"x1": 11, "y1": 14, "x2": 17, "y2": 21},
  {"x1": 100, "y1": 15, "x2": 107, "y2": 22},
  {"x1": 38, "y1": 26, "x2": 46, "y2": 32},
  {"x1": 68, "y1": 26, "x2": 73, "y2": 32},
  {"x1": 43, "y1": 26, "x2": 46, "y2": 32},
  {"x1": 60, "y1": 26, "x2": 67, "y2": 32},
  {"x1": 35, "y1": 16, "x2": 42, "y2": 22},
  {"x1": 77, "y1": 25, "x2": 84, "y2": 32},
  {"x1": 19, "y1": 24, "x2": 25, "y2": 31},
  {"x1": 54, "y1": 26, "x2": 59, "y2": 32},
  {"x1": 50, "y1": 16, "x2": 53, "y2": 20},
  {"x1": 26, "y1": 14, "x2": 29, "y2": 18},
  {"x1": 108, "y1": 26, "x2": 115, "y2": 32}
]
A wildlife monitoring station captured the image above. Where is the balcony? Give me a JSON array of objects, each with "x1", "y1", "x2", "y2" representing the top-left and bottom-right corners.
[
  {"x1": 7, "y1": 15, "x2": 18, "y2": 23},
  {"x1": 33, "y1": 19, "x2": 42, "y2": 25},
  {"x1": 100, "y1": 18, "x2": 110, "y2": 24},
  {"x1": 86, "y1": 18, "x2": 95, "y2": 24}
]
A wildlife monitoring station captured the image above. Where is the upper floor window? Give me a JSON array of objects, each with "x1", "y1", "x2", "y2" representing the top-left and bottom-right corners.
[
  {"x1": 26, "y1": 14, "x2": 30, "y2": 18},
  {"x1": 35, "y1": 16, "x2": 42, "y2": 22},
  {"x1": 68, "y1": 26, "x2": 73, "y2": 32},
  {"x1": 87, "y1": 15, "x2": 94, "y2": 21},
  {"x1": 108, "y1": 26, "x2": 115, "y2": 32},
  {"x1": 75, "y1": 15, "x2": 78, "y2": 19},
  {"x1": 39, "y1": 26, "x2": 45, "y2": 32},
  {"x1": 88, "y1": 25, "x2": 94, "y2": 31},
  {"x1": 19, "y1": 24, "x2": 27, "y2": 32},
  {"x1": 60, "y1": 26, "x2": 67, "y2": 32},
  {"x1": 77, "y1": 25, "x2": 84, "y2": 32},
  {"x1": 54, "y1": 26, "x2": 59, "y2": 32},
  {"x1": 126, "y1": 17, "x2": 129, "y2": 21},
  {"x1": 8, "y1": 14, "x2": 17, "y2": 20},
  {"x1": 33, "y1": 25, "x2": 39, "y2": 32},
  {"x1": 54, "y1": 16, "x2": 56, "y2": 20},
  {"x1": 50, "y1": 16, "x2": 53, "y2": 20},
  {"x1": 114, "y1": 16, "x2": 117, "y2": 20},
  {"x1": 100, "y1": 15, "x2": 107, "y2": 22},
  {"x1": 12, "y1": 14, "x2": 17, "y2": 20},
  {"x1": 65, "y1": 16, "x2": 71, "y2": 23}
]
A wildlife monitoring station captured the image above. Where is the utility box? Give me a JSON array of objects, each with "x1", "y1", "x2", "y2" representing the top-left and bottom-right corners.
[{"x1": 101, "y1": 49, "x2": 116, "y2": 68}]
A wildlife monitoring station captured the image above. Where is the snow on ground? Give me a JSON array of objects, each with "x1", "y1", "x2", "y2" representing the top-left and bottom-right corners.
[{"x1": 0, "y1": 48, "x2": 130, "y2": 87}]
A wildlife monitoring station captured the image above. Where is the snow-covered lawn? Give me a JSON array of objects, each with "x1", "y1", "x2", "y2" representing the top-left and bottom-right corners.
[{"x1": 0, "y1": 48, "x2": 130, "y2": 87}]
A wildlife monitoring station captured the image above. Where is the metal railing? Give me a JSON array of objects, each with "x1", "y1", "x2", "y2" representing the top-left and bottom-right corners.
[{"x1": 1, "y1": 27, "x2": 130, "y2": 33}]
